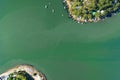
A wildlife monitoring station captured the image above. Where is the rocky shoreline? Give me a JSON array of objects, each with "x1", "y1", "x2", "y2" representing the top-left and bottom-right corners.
[
  {"x1": 0, "y1": 64, "x2": 46, "y2": 80},
  {"x1": 63, "y1": 0, "x2": 100, "y2": 23},
  {"x1": 63, "y1": 0, "x2": 120, "y2": 24}
]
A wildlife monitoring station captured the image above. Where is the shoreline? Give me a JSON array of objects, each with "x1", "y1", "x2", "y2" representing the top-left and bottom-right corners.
[
  {"x1": 63, "y1": 0, "x2": 100, "y2": 23},
  {"x1": 63, "y1": 0, "x2": 120, "y2": 24},
  {"x1": 0, "y1": 64, "x2": 46, "y2": 80}
]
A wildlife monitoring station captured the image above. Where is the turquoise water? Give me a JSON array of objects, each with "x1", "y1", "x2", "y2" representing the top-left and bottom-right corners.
[{"x1": 1, "y1": 0, "x2": 120, "y2": 80}]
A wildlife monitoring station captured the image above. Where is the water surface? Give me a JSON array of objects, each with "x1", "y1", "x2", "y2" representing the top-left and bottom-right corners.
[{"x1": 0, "y1": 0, "x2": 120, "y2": 80}]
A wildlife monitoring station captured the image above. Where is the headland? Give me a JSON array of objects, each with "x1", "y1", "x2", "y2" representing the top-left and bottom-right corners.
[
  {"x1": 0, "y1": 64, "x2": 46, "y2": 80},
  {"x1": 64, "y1": 0, "x2": 120, "y2": 23}
]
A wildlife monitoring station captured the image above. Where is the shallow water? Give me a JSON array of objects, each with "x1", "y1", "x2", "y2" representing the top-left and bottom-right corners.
[{"x1": 0, "y1": 0, "x2": 120, "y2": 80}]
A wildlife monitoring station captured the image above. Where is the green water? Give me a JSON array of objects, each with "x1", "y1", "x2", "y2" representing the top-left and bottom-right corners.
[{"x1": 1, "y1": 0, "x2": 120, "y2": 80}]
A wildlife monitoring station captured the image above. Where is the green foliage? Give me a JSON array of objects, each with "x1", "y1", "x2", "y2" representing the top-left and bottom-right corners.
[
  {"x1": 7, "y1": 71, "x2": 28, "y2": 80},
  {"x1": 68, "y1": 0, "x2": 120, "y2": 21}
]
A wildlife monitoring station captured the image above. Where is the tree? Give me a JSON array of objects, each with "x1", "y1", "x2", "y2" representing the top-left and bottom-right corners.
[
  {"x1": 88, "y1": 14, "x2": 92, "y2": 19},
  {"x1": 67, "y1": 0, "x2": 120, "y2": 22},
  {"x1": 95, "y1": 12, "x2": 101, "y2": 18},
  {"x1": 7, "y1": 71, "x2": 34, "y2": 80}
]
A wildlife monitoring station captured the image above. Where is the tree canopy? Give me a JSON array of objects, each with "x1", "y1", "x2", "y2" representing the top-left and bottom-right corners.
[
  {"x1": 7, "y1": 71, "x2": 34, "y2": 80},
  {"x1": 67, "y1": 0, "x2": 120, "y2": 22}
]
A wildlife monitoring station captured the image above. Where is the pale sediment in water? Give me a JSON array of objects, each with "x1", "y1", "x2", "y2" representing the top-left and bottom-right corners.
[{"x1": 0, "y1": 64, "x2": 46, "y2": 80}]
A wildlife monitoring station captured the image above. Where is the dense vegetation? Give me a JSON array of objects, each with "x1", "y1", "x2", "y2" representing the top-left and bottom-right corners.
[
  {"x1": 68, "y1": 0, "x2": 120, "y2": 21},
  {"x1": 7, "y1": 71, "x2": 34, "y2": 80}
]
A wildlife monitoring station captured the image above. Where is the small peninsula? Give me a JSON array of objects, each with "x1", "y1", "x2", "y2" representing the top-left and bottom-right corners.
[
  {"x1": 0, "y1": 64, "x2": 46, "y2": 80},
  {"x1": 64, "y1": 0, "x2": 120, "y2": 23}
]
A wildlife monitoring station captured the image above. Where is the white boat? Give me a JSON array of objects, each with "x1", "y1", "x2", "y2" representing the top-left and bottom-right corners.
[
  {"x1": 52, "y1": 9, "x2": 55, "y2": 13},
  {"x1": 44, "y1": 5, "x2": 48, "y2": 8}
]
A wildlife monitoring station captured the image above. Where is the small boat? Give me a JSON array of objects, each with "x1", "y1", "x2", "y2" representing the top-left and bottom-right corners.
[
  {"x1": 52, "y1": 9, "x2": 55, "y2": 13},
  {"x1": 44, "y1": 5, "x2": 48, "y2": 8}
]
